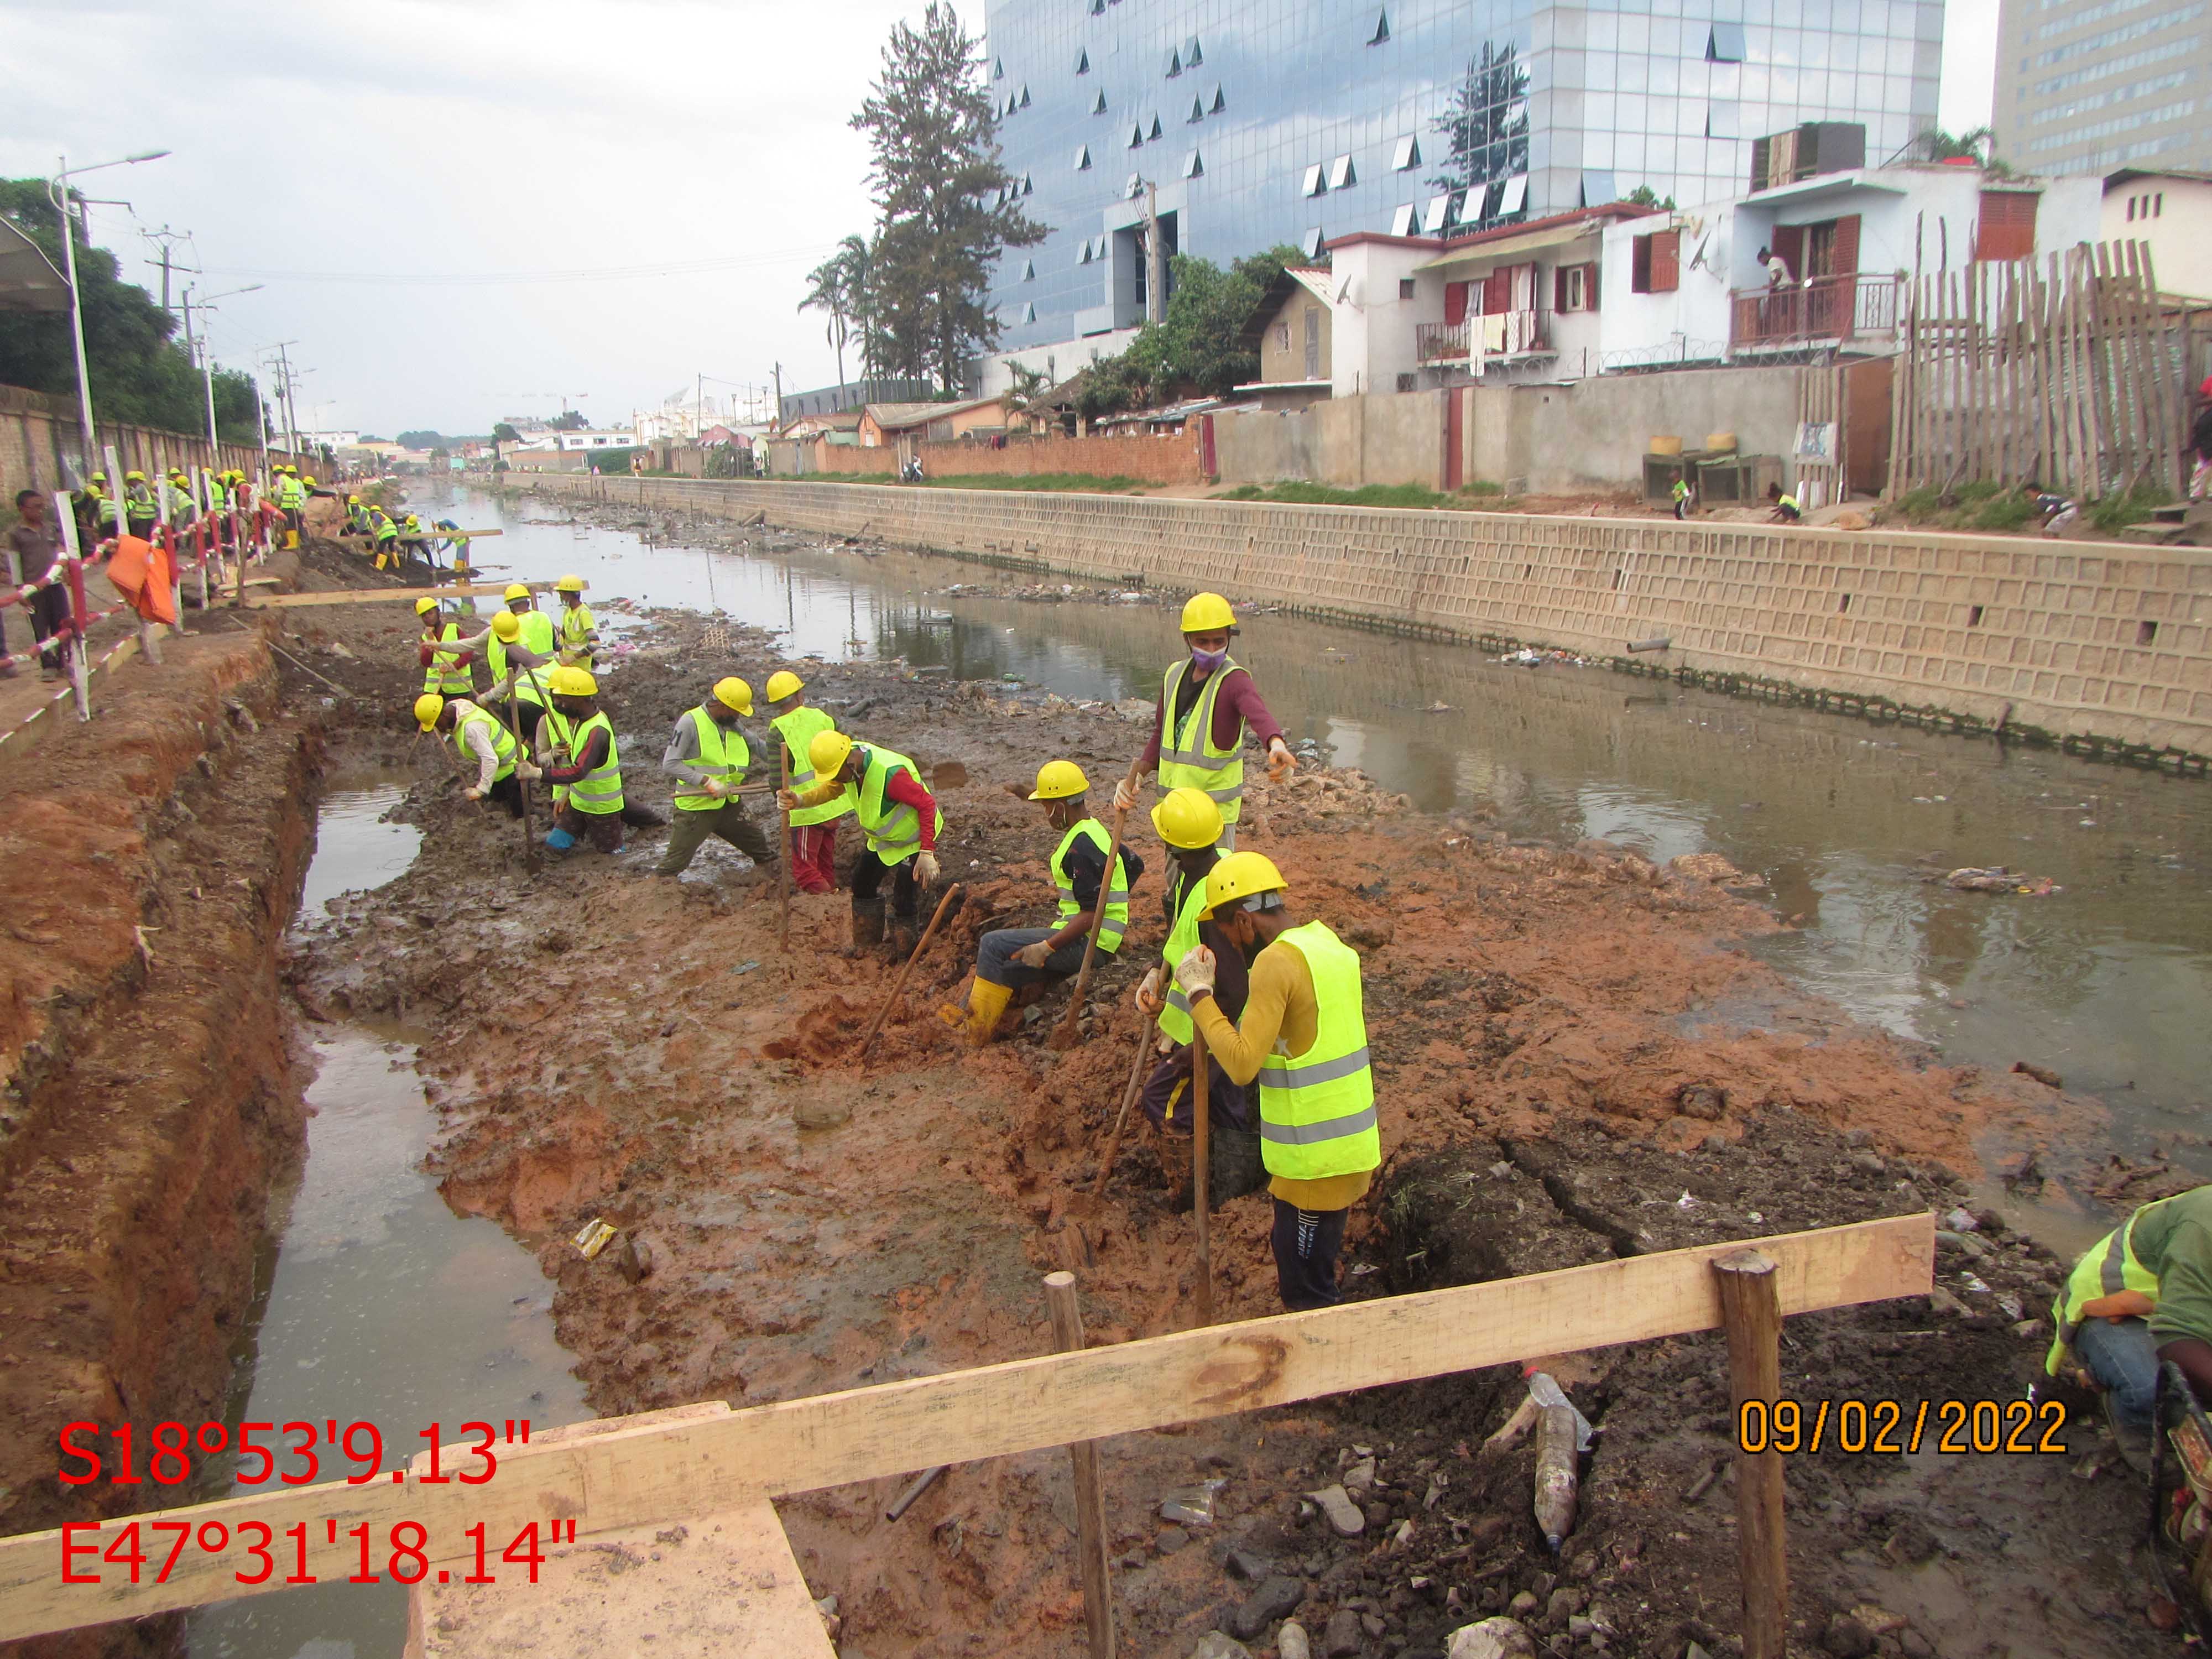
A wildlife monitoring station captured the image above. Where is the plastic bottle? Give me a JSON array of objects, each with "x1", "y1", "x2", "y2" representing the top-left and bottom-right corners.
[{"x1": 1533, "y1": 1401, "x2": 1580, "y2": 1551}]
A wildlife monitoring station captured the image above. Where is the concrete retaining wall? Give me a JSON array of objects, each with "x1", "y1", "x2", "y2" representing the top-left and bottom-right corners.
[
  {"x1": 521, "y1": 473, "x2": 2212, "y2": 756},
  {"x1": 783, "y1": 431, "x2": 1206, "y2": 486},
  {"x1": 2, "y1": 383, "x2": 288, "y2": 505}
]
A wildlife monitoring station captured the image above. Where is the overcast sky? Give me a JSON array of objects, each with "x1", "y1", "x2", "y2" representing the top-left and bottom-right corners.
[{"x1": 2, "y1": 0, "x2": 1998, "y2": 439}]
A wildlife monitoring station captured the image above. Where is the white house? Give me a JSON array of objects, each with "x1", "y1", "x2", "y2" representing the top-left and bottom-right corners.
[{"x1": 2102, "y1": 169, "x2": 2212, "y2": 301}]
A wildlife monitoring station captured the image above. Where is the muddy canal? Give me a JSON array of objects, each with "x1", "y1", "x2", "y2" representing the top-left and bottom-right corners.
[
  {"x1": 436, "y1": 480, "x2": 2210, "y2": 1248},
  {"x1": 188, "y1": 784, "x2": 589, "y2": 1659}
]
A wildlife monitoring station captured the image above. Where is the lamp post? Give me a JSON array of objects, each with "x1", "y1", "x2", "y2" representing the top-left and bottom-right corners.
[
  {"x1": 182, "y1": 284, "x2": 262, "y2": 463},
  {"x1": 48, "y1": 150, "x2": 171, "y2": 476}
]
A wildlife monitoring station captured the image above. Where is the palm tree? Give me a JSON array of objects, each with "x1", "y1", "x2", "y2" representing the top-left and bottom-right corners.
[
  {"x1": 799, "y1": 250, "x2": 853, "y2": 394},
  {"x1": 1922, "y1": 126, "x2": 1994, "y2": 165}
]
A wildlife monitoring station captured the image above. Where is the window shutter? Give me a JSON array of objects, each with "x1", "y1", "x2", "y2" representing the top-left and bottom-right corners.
[
  {"x1": 1976, "y1": 191, "x2": 2038, "y2": 262},
  {"x1": 1749, "y1": 135, "x2": 1771, "y2": 192},
  {"x1": 1483, "y1": 265, "x2": 1513, "y2": 314},
  {"x1": 1771, "y1": 223, "x2": 1804, "y2": 281},
  {"x1": 1651, "y1": 229, "x2": 1681, "y2": 293},
  {"x1": 1830, "y1": 214, "x2": 1860, "y2": 276},
  {"x1": 1632, "y1": 235, "x2": 1652, "y2": 294},
  {"x1": 1444, "y1": 280, "x2": 1469, "y2": 326},
  {"x1": 1585, "y1": 262, "x2": 1600, "y2": 311},
  {"x1": 1556, "y1": 265, "x2": 1570, "y2": 311}
]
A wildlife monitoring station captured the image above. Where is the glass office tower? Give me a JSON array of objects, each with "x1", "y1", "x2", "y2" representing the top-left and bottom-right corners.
[{"x1": 983, "y1": 0, "x2": 1943, "y2": 356}]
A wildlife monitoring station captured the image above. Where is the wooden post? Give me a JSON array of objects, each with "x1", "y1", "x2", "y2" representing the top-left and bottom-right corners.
[
  {"x1": 1714, "y1": 1248, "x2": 1786, "y2": 1659},
  {"x1": 1050, "y1": 805, "x2": 1129, "y2": 1051},
  {"x1": 778, "y1": 744, "x2": 792, "y2": 951},
  {"x1": 1044, "y1": 1272, "x2": 1116, "y2": 1659},
  {"x1": 1191, "y1": 1025, "x2": 1213, "y2": 1327},
  {"x1": 500, "y1": 682, "x2": 539, "y2": 874},
  {"x1": 1092, "y1": 1015, "x2": 1157, "y2": 1198}
]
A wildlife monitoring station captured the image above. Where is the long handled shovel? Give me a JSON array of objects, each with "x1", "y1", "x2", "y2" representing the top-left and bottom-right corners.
[
  {"x1": 1049, "y1": 804, "x2": 1129, "y2": 1052},
  {"x1": 860, "y1": 883, "x2": 964, "y2": 1066},
  {"x1": 1091, "y1": 1013, "x2": 1157, "y2": 1198}
]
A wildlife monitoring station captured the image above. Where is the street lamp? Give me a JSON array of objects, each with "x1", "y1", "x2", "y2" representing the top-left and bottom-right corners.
[
  {"x1": 182, "y1": 283, "x2": 262, "y2": 461},
  {"x1": 48, "y1": 149, "x2": 171, "y2": 477}
]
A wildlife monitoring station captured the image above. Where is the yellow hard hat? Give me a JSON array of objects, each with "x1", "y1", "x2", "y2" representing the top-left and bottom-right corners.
[
  {"x1": 713, "y1": 676, "x2": 753, "y2": 715},
  {"x1": 415, "y1": 596, "x2": 440, "y2": 615},
  {"x1": 347, "y1": 494, "x2": 361, "y2": 504},
  {"x1": 1199, "y1": 850, "x2": 1288, "y2": 920},
  {"x1": 1180, "y1": 592, "x2": 1236, "y2": 633},
  {"x1": 547, "y1": 665, "x2": 597, "y2": 698},
  {"x1": 413, "y1": 693, "x2": 445, "y2": 732},
  {"x1": 491, "y1": 612, "x2": 521, "y2": 642},
  {"x1": 1028, "y1": 759, "x2": 1088, "y2": 801},
  {"x1": 764, "y1": 669, "x2": 805, "y2": 703},
  {"x1": 302, "y1": 475, "x2": 316, "y2": 487},
  {"x1": 1151, "y1": 786, "x2": 1223, "y2": 849},
  {"x1": 405, "y1": 515, "x2": 420, "y2": 527},
  {"x1": 503, "y1": 583, "x2": 531, "y2": 602},
  {"x1": 126, "y1": 469, "x2": 146, "y2": 482},
  {"x1": 808, "y1": 727, "x2": 855, "y2": 779},
  {"x1": 90, "y1": 471, "x2": 106, "y2": 483},
  {"x1": 555, "y1": 574, "x2": 586, "y2": 594}
]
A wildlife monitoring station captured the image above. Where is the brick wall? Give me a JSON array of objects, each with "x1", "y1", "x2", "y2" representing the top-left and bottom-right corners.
[
  {"x1": 519, "y1": 473, "x2": 2212, "y2": 757},
  {"x1": 2, "y1": 384, "x2": 287, "y2": 508}
]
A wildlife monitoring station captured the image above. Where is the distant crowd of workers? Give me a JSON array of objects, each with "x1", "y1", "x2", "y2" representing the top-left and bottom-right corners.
[{"x1": 405, "y1": 583, "x2": 1371, "y2": 1312}]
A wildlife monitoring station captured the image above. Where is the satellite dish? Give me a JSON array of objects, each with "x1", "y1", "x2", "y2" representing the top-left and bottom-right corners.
[{"x1": 1688, "y1": 235, "x2": 1713, "y2": 272}]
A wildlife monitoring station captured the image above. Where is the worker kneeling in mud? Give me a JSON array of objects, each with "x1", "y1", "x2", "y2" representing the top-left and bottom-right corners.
[
  {"x1": 938, "y1": 760, "x2": 1141, "y2": 1045},
  {"x1": 415, "y1": 693, "x2": 540, "y2": 818},
  {"x1": 2048, "y1": 1184, "x2": 2212, "y2": 1464},
  {"x1": 1130, "y1": 787, "x2": 1261, "y2": 1201},
  {"x1": 778, "y1": 729, "x2": 940, "y2": 959},
  {"x1": 1173, "y1": 853, "x2": 1380, "y2": 1312},
  {"x1": 534, "y1": 666, "x2": 626, "y2": 854}
]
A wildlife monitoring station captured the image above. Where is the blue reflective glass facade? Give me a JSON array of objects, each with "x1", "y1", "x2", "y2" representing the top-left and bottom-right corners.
[{"x1": 984, "y1": 0, "x2": 1943, "y2": 354}]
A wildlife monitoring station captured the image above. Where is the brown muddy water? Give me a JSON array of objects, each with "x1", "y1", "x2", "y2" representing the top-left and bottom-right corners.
[{"x1": 434, "y1": 481, "x2": 2211, "y2": 1253}]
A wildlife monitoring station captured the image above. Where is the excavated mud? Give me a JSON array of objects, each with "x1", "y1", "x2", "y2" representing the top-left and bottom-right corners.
[{"x1": 2, "y1": 516, "x2": 2180, "y2": 1659}]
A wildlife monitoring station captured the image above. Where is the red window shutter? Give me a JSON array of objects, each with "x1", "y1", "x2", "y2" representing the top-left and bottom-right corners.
[
  {"x1": 1555, "y1": 265, "x2": 1569, "y2": 311},
  {"x1": 1585, "y1": 262, "x2": 1600, "y2": 310},
  {"x1": 1830, "y1": 213, "x2": 1860, "y2": 276},
  {"x1": 1483, "y1": 266, "x2": 1512, "y2": 314},
  {"x1": 1632, "y1": 236, "x2": 1653, "y2": 293},
  {"x1": 1976, "y1": 191, "x2": 2038, "y2": 262},
  {"x1": 1651, "y1": 229, "x2": 1681, "y2": 293},
  {"x1": 1771, "y1": 223, "x2": 1805, "y2": 281},
  {"x1": 1444, "y1": 280, "x2": 1469, "y2": 325}
]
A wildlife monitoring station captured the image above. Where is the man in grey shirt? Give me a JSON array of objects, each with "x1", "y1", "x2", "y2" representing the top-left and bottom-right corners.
[
  {"x1": 7, "y1": 490, "x2": 70, "y2": 680},
  {"x1": 657, "y1": 676, "x2": 777, "y2": 879}
]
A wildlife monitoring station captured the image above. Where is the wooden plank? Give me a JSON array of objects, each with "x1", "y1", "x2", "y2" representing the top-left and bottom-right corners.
[
  {"x1": 239, "y1": 580, "x2": 585, "y2": 612},
  {"x1": 0, "y1": 1215, "x2": 1932, "y2": 1641}
]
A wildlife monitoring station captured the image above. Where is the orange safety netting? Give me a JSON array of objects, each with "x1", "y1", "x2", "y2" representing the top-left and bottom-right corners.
[{"x1": 106, "y1": 536, "x2": 177, "y2": 626}]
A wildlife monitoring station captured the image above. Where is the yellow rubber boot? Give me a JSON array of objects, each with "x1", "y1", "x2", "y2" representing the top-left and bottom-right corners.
[{"x1": 962, "y1": 978, "x2": 1013, "y2": 1046}]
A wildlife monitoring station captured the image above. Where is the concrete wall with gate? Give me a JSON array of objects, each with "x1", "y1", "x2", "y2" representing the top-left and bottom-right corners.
[
  {"x1": 514, "y1": 472, "x2": 2212, "y2": 756},
  {"x1": 2, "y1": 383, "x2": 293, "y2": 509}
]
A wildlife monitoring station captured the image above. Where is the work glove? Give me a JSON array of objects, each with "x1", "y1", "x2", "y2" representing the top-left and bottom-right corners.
[
  {"x1": 913, "y1": 852, "x2": 941, "y2": 887},
  {"x1": 1133, "y1": 968, "x2": 1163, "y2": 1017},
  {"x1": 775, "y1": 787, "x2": 798, "y2": 810},
  {"x1": 1173, "y1": 945, "x2": 1217, "y2": 998},
  {"x1": 1266, "y1": 737, "x2": 1298, "y2": 781},
  {"x1": 1014, "y1": 940, "x2": 1055, "y2": 969},
  {"x1": 463, "y1": 786, "x2": 485, "y2": 801},
  {"x1": 515, "y1": 760, "x2": 542, "y2": 782},
  {"x1": 1112, "y1": 774, "x2": 1141, "y2": 814},
  {"x1": 702, "y1": 778, "x2": 729, "y2": 799}
]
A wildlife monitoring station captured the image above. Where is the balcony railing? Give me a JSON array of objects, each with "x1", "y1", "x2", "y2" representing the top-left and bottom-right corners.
[
  {"x1": 1729, "y1": 274, "x2": 1902, "y2": 347},
  {"x1": 1415, "y1": 310, "x2": 1548, "y2": 363}
]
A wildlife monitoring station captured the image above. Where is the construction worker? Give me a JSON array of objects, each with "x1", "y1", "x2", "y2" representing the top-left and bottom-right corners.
[
  {"x1": 161, "y1": 471, "x2": 195, "y2": 525},
  {"x1": 777, "y1": 729, "x2": 941, "y2": 958},
  {"x1": 1113, "y1": 592, "x2": 1297, "y2": 848},
  {"x1": 554, "y1": 574, "x2": 597, "y2": 667},
  {"x1": 658, "y1": 677, "x2": 778, "y2": 878},
  {"x1": 368, "y1": 504, "x2": 401, "y2": 569},
  {"x1": 345, "y1": 493, "x2": 371, "y2": 535},
  {"x1": 764, "y1": 669, "x2": 847, "y2": 893},
  {"x1": 939, "y1": 761, "x2": 1140, "y2": 1045},
  {"x1": 535, "y1": 666, "x2": 625, "y2": 854},
  {"x1": 123, "y1": 470, "x2": 156, "y2": 534},
  {"x1": 275, "y1": 466, "x2": 307, "y2": 546},
  {"x1": 1172, "y1": 853, "x2": 1379, "y2": 1312},
  {"x1": 437, "y1": 608, "x2": 557, "y2": 737},
  {"x1": 414, "y1": 692, "x2": 540, "y2": 818},
  {"x1": 416, "y1": 595, "x2": 474, "y2": 697},
  {"x1": 2047, "y1": 1186, "x2": 2212, "y2": 1446},
  {"x1": 1129, "y1": 788, "x2": 1256, "y2": 1187}
]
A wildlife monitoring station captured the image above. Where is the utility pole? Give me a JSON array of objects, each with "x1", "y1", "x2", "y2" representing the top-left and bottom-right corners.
[
  {"x1": 696, "y1": 371, "x2": 703, "y2": 442},
  {"x1": 1144, "y1": 181, "x2": 1165, "y2": 326},
  {"x1": 145, "y1": 226, "x2": 191, "y2": 314},
  {"x1": 771, "y1": 362, "x2": 784, "y2": 425}
]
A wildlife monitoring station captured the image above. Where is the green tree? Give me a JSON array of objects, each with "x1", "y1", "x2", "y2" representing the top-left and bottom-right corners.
[
  {"x1": 549, "y1": 409, "x2": 588, "y2": 431},
  {"x1": 492, "y1": 422, "x2": 521, "y2": 444},
  {"x1": 852, "y1": 2, "x2": 1046, "y2": 394},
  {"x1": 0, "y1": 178, "x2": 265, "y2": 446},
  {"x1": 1076, "y1": 244, "x2": 1302, "y2": 420},
  {"x1": 800, "y1": 247, "x2": 857, "y2": 393},
  {"x1": 1427, "y1": 44, "x2": 1531, "y2": 229},
  {"x1": 1623, "y1": 185, "x2": 1677, "y2": 210},
  {"x1": 1921, "y1": 126, "x2": 2013, "y2": 176},
  {"x1": 396, "y1": 429, "x2": 446, "y2": 450}
]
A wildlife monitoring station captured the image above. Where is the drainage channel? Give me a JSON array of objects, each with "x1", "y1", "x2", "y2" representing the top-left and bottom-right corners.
[{"x1": 187, "y1": 781, "x2": 591, "y2": 1659}]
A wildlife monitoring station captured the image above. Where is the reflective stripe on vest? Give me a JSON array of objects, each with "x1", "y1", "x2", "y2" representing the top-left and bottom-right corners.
[
  {"x1": 1157, "y1": 657, "x2": 1248, "y2": 825},
  {"x1": 2048, "y1": 1202, "x2": 2166, "y2": 1374},
  {"x1": 452, "y1": 705, "x2": 518, "y2": 784},
  {"x1": 1051, "y1": 818, "x2": 1130, "y2": 953},
  {"x1": 492, "y1": 612, "x2": 557, "y2": 707},
  {"x1": 1156, "y1": 870, "x2": 1212, "y2": 1046},
  {"x1": 422, "y1": 622, "x2": 470, "y2": 695},
  {"x1": 771, "y1": 706, "x2": 852, "y2": 827},
  {"x1": 852, "y1": 744, "x2": 940, "y2": 864},
  {"x1": 674, "y1": 706, "x2": 749, "y2": 811},
  {"x1": 561, "y1": 711, "x2": 623, "y2": 814},
  {"x1": 1254, "y1": 921, "x2": 1380, "y2": 1181}
]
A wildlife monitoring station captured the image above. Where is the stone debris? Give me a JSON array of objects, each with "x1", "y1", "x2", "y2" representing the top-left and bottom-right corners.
[
  {"x1": 1307, "y1": 1483, "x2": 1366, "y2": 1537},
  {"x1": 1446, "y1": 1617, "x2": 1537, "y2": 1658}
]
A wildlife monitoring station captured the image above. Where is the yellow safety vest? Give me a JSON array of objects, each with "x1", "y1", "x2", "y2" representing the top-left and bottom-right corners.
[
  {"x1": 1051, "y1": 818, "x2": 1130, "y2": 954},
  {"x1": 1254, "y1": 921, "x2": 1380, "y2": 1182},
  {"x1": 1156, "y1": 864, "x2": 1215, "y2": 1046},
  {"x1": 845, "y1": 744, "x2": 940, "y2": 866},
  {"x1": 1157, "y1": 656, "x2": 1249, "y2": 826},
  {"x1": 555, "y1": 709, "x2": 623, "y2": 815},
  {"x1": 771, "y1": 706, "x2": 853, "y2": 828},
  {"x1": 560, "y1": 602, "x2": 596, "y2": 661},
  {"x1": 488, "y1": 611, "x2": 557, "y2": 708},
  {"x1": 421, "y1": 622, "x2": 471, "y2": 695},
  {"x1": 450, "y1": 704, "x2": 518, "y2": 784},
  {"x1": 2048, "y1": 1199, "x2": 2169, "y2": 1374},
  {"x1": 674, "y1": 706, "x2": 749, "y2": 811}
]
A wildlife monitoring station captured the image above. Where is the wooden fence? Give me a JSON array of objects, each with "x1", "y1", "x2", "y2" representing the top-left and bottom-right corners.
[{"x1": 1885, "y1": 239, "x2": 2208, "y2": 501}]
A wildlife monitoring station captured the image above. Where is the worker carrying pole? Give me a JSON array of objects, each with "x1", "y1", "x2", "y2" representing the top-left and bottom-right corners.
[
  {"x1": 2046, "y1": 1185, "x2": 2212, "y2": 1467},
  {"x1": 1113, "y1": 592, "x2": 1298, "y2": 847},
  {"x1": 777, "y1": 729, "x2": 941, "y2": 961},
  {"x1": 441, "y1": 593, "x2": 559, "y2": 741},
  {"x1": 937, "y1": 760, "x2": 1141, "y2": 1046},
  {"x1": 534, "y1": 666, "x2": 627, "y2": 855},
  {"x1": 763, "y1": 670, "x2": 848, "y2": 894},
  {"x1": 1130, "y1": 787, "x2": 1262, "y2": 1199},
  {"x1": 414, "y1": 693, "x2": 541, "y2": 815},
  {"x1": 1170, "y1": 853, "x2": 1380, "y2": 1312},
  {"x1": 657, "y1": 677, "x2": 779, "y2": 880}
]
